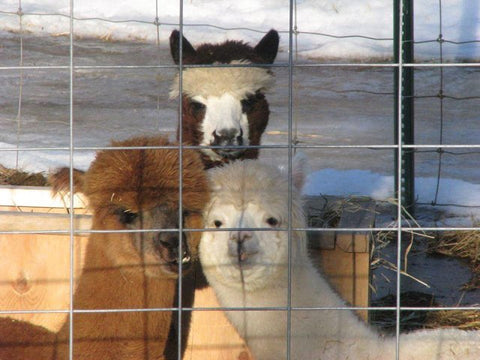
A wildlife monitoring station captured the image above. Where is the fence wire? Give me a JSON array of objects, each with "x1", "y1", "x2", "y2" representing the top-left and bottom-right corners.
[{"x1": 0, "y1": 0, "x2": 480, "y2": 360}]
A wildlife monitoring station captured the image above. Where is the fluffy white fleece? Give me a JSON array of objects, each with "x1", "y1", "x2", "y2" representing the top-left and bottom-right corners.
[
  {"x1": 199, "y1": 158, "x2": 480, "y2": 360},
  {"x1": 169, "y1": 60, "x2": 274, "y2": 100}
]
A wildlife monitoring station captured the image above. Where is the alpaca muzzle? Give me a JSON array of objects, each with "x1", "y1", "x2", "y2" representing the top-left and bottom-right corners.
[
  {"x1": 155, "y1": 233, "x2": 191, "y2": 273},
  {"x1": 229, "y1": 230, "x2": 257, "y2": 264},
  {"x1": 211, "y1": 128, "x2": 245, "y2": 159}
]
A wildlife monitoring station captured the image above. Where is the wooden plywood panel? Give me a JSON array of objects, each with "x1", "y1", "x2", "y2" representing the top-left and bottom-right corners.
[
  {"x1": 0, "y1": 233, "x2": 88, "y2": 332},
  {"x1": 0, "y1": 185, "x2": 87, "y2": 209},
  {"x1": 0, "y1": 211, "x2": 91, "y2": 232},
  {"x1": 185, "y1": 287, "x2": 252, "y2": 360},
  {"x1": 315, "y1": 248, "x2": 370, "y2": 322}
]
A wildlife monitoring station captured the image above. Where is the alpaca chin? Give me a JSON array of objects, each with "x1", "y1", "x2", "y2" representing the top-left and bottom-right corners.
[
  {"x1": 157, "y1": 252, "x2": 192, "y2": 277},
  {"x1": 141, "y1": 255, "x2": 192, "y2": 279},
  {"x1": 215, "y1": 148, "x2": 245, "y2": 160}
]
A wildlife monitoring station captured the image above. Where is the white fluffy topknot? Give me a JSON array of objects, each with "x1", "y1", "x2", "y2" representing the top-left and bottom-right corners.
[{"x1": 169, "y1": 60, "x2": 275, "y2": 100}]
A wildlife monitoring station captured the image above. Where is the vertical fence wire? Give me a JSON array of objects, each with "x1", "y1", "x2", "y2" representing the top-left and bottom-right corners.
[
  {"x1": 68, "y1": 0, "x2": 75, "y2": 358},
  {"x1": 432, "y1": 0, "x2": 445, "y2": 205},
  {"x1": 177, "y1": 1, "x2": 185, "y2": 357},
  {"x1": 292, "y1": 0, "x2": 299, "y2": 151},
  {"x1": 155, "y1": 0, "x2": 160, "y2": 46},
  {"x1": 14, "y1": 0, "x2": 23, "y2": 170},
  {"x1": 155, "y1": 0, "x2": 163, "y2": 137},
  {"x1": 286, "y1": 0, "x2": 295, "y2": 358},
  {"x1": 394, "y1": 0, "x2": 404, "y2": 358}
]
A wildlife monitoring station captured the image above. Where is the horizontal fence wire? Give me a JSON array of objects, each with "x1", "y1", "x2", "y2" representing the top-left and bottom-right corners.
[
  {"x1": 1, "y1": 8, "x2": 479, "y2": 46},
  {"x1": 1, "y1": 63, "x2": 480, "y2": 72},
  {"x1": 3, "y1": 144, "x2": 480, "y2": 152},
  {"x1": 2, "y1": 226, "x2": 480, "y2": 237},
  {"x1": 3, "y1": 304, "x2": 480, "y2": 316}
]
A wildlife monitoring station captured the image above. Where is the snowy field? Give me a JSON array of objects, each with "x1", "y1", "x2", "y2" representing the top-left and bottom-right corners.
[
  {"x1": 0, "y1": 0, "x2": 479, "y2": 226},
  {"x1": 0, "y1": 0, "x2": 479, "y2": 60}
]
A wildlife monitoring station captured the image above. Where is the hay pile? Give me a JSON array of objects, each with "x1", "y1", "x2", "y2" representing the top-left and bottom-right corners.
[
  {"x1": 370, "y1": 204, "x2": 480, "y2": 331},
  {"x1": 423, "y1": 227, "x2": 480, "y2": 330},
  {"x1": 306, "y1": 195, "x2": 342, "y2": 229},
  {"x1": 428, "y1": 227, "x2": 480, "y2": 291},
  {"x1": 425, "y1": 309, "x2": 480, "y2": 330},
  {"x1": 429, "y1": 228, "x2": 480, "y2": 264},
  {"x1": 0, "y1": 165, "x2": 48, "y2": 186}
]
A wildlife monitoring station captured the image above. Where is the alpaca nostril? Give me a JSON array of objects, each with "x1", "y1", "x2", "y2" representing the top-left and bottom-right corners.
[
  {"x1": 212, "y1": 128, "x2": 239, "y2": 146},
  {"x1": 230, "y1": 230, "x2": 253, "y2": 243},
  {"x1": 236, "y1": 128, "x2": 244, "y2": 145},
  {"x1": 157, "y1": 233, "x2": 191, "y2": 265},
  {"x1": 157, "y1": 234, "x2": 179, "y2": 249},
  {"x1": 239, "y1": 230, "x2": 253, "y2": 242}
]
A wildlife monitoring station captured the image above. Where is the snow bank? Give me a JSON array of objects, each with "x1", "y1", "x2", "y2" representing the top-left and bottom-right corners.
[{"x1": 0, "y1": 0, "x2": 478, "y2": 60}]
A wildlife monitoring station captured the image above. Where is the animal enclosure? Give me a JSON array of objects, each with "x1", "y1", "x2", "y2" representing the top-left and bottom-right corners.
[{"x1": 0, "y1": 0, "x2": 479, "y2": 359}]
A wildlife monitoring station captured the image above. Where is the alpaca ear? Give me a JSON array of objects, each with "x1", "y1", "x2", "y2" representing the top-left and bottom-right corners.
[
  {"x1": 169, "y1": 30, "x2": 197, "y2": 64},
  {"x1": 292, "y1": 152, "x2": 308, "y2": 191},
  {"x1": 49, "y1": 167, "x2": 86, "y2": 195},
  {"x1": 254, "y1": 29, "x2": 279, "y2": 64}
]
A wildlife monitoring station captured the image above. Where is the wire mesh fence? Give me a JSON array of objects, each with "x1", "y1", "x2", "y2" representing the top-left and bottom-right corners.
[{"x1": 0, "y1": 0, "x2": 479, "y2": 359}]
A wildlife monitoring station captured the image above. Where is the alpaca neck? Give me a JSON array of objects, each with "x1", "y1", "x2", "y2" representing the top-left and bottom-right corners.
[
  {"x1": 237, "y1": 253, "x2": 383, "y2": 360},
  {"x1": 77, "y1": 241, "x2": 169, "y2": 309},
  {"x1": 289, "y1": 254, "x2": 389, "y2": 359},
  {"x1": 58, "y1": 236, "x2": 176, "y2": 359}
]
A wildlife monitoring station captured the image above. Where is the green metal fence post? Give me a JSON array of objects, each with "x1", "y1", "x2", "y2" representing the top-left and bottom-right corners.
[{"x1": 394, "y1": 0, "x2": 415, "y2": 213}]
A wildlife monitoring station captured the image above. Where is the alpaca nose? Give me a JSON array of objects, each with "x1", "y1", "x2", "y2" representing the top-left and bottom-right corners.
[
  {"x1": 230, "y1": 230, "x2": 254, "y2": 263},
  {"x1": 230, "y1": 230, "x2": 253, "y2": 244},
  {"x1": 212, "y1": 128, "x2": 243, "y2": 146},
  {"x1": 156, "y1": 233, "x2": 191, "y2": 264}
]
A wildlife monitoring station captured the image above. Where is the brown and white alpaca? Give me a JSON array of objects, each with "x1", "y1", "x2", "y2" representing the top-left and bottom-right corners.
[
  {"x1": 199, "y1": 158, "x2": 480, "y2": 360},
  {"x1": 169, "y1": 29, "x2": 279, "y2": 169},
  {"x1": 0, "y1": 135, "x2": 208, "y2": 360}
]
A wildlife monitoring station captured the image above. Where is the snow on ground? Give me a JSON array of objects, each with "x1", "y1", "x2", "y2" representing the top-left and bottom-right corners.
[
  {"x1": 305, "y1": 168, "x2": 480, "y2": 218},
  {"x1": 0, "y1": 0, "x2": 478, "y2": 60}
]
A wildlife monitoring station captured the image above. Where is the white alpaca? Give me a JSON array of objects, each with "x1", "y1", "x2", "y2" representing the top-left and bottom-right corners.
[{"x1": 199, "y1": 158, "x2": 480, "y2": 360}]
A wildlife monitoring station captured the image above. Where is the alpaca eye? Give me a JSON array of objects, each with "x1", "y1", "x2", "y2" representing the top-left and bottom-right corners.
[
  {"x1": 241, "y1": 96, "x2": 256, "y2": 113},
  {"x1": 115, "y1": 209, "x2": 138, "y2": 225},
  {"x1": 190, "y1": 101, "x2": 206, "y2": 113},
  {"x1": 213, "y1": 220, "x2": 223, "y2": 228},
  {"x1": 266, "y1": 217, "x2": 279, "y2": 227}
]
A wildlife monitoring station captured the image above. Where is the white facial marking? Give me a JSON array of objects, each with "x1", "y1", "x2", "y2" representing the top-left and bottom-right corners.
[{"x1": 194, "y1": 93, "x2": 250, "y2": 159}]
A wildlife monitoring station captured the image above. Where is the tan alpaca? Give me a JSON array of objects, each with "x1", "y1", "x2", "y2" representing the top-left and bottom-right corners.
[{"x1": 0, "y1": 135, "x2": 208, "y2": 360}]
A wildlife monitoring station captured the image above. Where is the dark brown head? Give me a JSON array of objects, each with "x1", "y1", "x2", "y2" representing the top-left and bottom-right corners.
[
  {"x1": 169, "y1": 30, "x2": 279, "y2": 167},
  {"x1": 169, "y1": 29, "x2": 279, "y2": 65}
]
